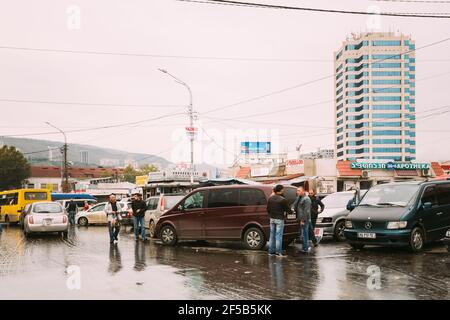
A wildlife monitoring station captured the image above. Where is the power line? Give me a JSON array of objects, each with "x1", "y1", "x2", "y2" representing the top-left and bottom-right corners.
[
  {"x1": 202, "y1": 36, "x2": 450, "y2": 115},
  {"x1": 179, "y1": 0, "x2": 450, "y2": 18},
  {"x1": 0, "y1": 98, "x2": 184, "y2": 109},
  {"x1": 370, "y1": 0, "x2": 450, "y2": 3}
]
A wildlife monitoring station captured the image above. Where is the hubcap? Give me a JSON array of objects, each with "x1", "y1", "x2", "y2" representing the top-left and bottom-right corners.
[
  {"x1": 413, "y1": 231, "x2": 423, "y2": 249},
  {"x1": 162, "y1": 228, "x2": 174, "y2": 243},
  {"x1": 247, "y1": 231, "x2": 261, "y2": 247},
  {"x1": 337, "y1": 223, "x2": 346, "y2": 239}
]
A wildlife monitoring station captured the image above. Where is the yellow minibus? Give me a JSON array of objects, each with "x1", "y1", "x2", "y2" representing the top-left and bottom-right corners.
[{"x1": 0, "y1": 189, "x2": 51, "y2": 223}]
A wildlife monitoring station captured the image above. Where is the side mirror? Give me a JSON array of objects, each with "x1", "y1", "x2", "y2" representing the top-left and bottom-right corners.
[{"x1": 422, "y1": 202, "x2": 433, "y2": 210}]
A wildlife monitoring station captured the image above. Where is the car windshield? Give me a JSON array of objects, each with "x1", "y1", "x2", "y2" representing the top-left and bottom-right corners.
[
  {"x1": 359, "y1": 184, "x2": 420, "y2": 207},
  {"x1": 164, "y1": 196, "x2": 184, "y2": 210},
  {"x1": 33, "y1": 203, "x2": 63, "y2": 214},
  {"x1": 322, "y1": 193, "x2": 355, "y2": 209}
]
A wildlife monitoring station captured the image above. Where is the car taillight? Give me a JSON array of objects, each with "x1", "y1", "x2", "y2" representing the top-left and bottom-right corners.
[
  {"x1": 160, "y1": 197, "x2": 165, "y2": 210},
  {"x1": 63, "y1": 216, "x2": 68, "y2": 223},
  {"x1": 28, "y1": 216, "x2": 34, "y2": 224}
]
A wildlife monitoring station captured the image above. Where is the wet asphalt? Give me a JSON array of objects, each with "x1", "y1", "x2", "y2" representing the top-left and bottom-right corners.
[{"x1": 0, "y1": 225, "x2": 449, "y2": 300}]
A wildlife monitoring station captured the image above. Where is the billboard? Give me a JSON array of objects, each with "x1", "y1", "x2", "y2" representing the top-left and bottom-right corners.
[{"x1": 240, "y1": 142, "x2": 271, "y2": 155}]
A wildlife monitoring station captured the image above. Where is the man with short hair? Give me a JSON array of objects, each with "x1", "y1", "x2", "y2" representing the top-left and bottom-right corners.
[
  {"x1": 293, "y1": 186, "x2": 312, "y2": 253},
  {"x1": 66, "y1": 199, "x2": 78, "y2": 226},
  {"x1": 105, "y1": 194, "x2": 121, "y2": 244},
  {"x1": 309, "y1": 189, "x2": 325, "y2": 246},
  {"x1": 267, "y1": 184, "x2": 293, "y2": 257},
  {"x1": 131, "y1": 193, "x2": 147, "y2": 241}
]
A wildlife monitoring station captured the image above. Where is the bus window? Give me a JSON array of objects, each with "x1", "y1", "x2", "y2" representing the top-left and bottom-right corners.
[{"x1": 24, "y1": 192, "x2": 49, "y2": 201}]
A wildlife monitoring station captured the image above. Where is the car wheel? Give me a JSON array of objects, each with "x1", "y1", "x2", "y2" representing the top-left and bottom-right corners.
[
  {"x1": 409, "y1": 227, "x2": 425, "y2": 252},
  {"x1": 62, "y1": 231, "x2": 68, "y2": 238},
  {"x1": 447, "y1": 245, "x2": 450, "y2": 253},
  {"x1": 149, "y1": 220, "x2": 156, "y2": 238},
  {"x1": 5, "y1": 215, "x2": 9, "y2": 224},
  {"x1": 160, "y1": 225, "x2": 178, "y2": 246},
  {"x1": 24, "y1": 228, "x2": 30, "y2": 238},
  {"x1": 333, "y1": 220, "x2": 346, "y2": 241},
  {"x1": 78, "y1": 217, "x2": 89, "y2": 226},
  {"x1": 350, "y1": 243, "x2": 365, "y2": 250},
  {"x1": 243, "y1": 227, "x2": 266, "y2": 250}
]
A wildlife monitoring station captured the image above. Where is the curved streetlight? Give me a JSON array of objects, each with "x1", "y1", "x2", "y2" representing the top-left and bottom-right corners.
[
  {"x1": 158, "y1": 69, "x2": 195, "y2": 184},
  {"x1": 45, "y1": 122, "x2": 69, "y2": 192}
]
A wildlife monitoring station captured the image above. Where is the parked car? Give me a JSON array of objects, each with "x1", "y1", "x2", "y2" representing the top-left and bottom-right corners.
[
  {"x1": 145, "y1": 194, "x2": 185, "y2": 237},
  {"x1": 75, "y1": 202, "x2": 127, "y2": 226},
  {"x1": 154, "y1": 185, "x2": 299, "y2": 250},
  {"x1": 22, "y1": 202, "x2": 68, "y2": 237},
  {"x1": 444, "y1": 228, "x2": 450, "y2": 252},
  {"x1": 344, "y1": 181, "x2": 450, "y2": 252},
  {"x1": 118, "y1": 201, "x2": 134, "y2": 226},
  {"x1": 316, "y1": 190, "x2": 367, "y2": 241}
]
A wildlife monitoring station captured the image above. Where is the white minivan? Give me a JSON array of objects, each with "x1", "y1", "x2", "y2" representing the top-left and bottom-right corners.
[{"x1": 145, "y1": 194, "x2": 185, "y2": 237}]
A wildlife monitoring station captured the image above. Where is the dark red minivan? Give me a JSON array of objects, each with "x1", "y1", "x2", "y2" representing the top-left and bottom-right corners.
[{"x1": 154, "y1": 185, "x2": 299, "y2": 250}]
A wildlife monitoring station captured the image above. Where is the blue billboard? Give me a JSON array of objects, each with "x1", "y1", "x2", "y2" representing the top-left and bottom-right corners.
[{"x1": 240, "y1": 142, "x2": 271, "y2": 154}]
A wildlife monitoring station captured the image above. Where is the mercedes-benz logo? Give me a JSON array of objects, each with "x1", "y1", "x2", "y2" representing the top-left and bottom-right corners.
[{"x1": 365, "y1": 222, "x2": 372, "y2": 229}]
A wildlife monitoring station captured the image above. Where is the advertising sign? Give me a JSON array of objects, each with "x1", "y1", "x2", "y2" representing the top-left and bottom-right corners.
[
  {"x1": 240, "y1": 142, "x2": 271, "y2": 154},
  {"x1": 350, "y1": 162, "x2": 430, "y2": 170}
]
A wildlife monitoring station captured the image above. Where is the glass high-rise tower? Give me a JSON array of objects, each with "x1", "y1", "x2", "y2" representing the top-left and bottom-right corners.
[{"x1": 334, "y1": 32, "x2": 416, "y2": 162}]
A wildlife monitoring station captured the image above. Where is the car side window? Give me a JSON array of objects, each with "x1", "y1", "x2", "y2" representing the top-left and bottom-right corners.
[
  {"x1": 147, "y1": 198, "x2": 158, "y2": 210},
  {"x1": 436, "y1": 184, "x2": 450, "y2": 206},
  {"x1": 91, "y1": 204, "x2": 106, "y2": 212},
  {"x1": 207, "y1": 189, "x2": 239, "y2": 208},
  {"x1": 421, "y1": 186, "x2": 437, "y2": 206},
  {"x1": 184, "y1": 191, "x2": 206, "y2": 210},
  {"x1": 239, "y1": 189, "x2": 267, "y2": 206}
]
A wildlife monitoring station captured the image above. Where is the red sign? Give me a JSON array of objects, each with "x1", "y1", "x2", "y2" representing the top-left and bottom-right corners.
[{"x1": 286, "y1": 159, "x2": 304, "y2": 166}]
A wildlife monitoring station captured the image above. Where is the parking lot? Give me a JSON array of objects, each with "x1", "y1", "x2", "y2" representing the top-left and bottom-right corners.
[{"x1": 0, "y1": 225, "x2": 449, "y2": 300}]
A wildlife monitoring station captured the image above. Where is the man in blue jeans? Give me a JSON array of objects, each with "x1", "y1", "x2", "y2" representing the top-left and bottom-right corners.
[
  {"x1": 267, "y1": 185, "x2": 293, "y2": 257},
  {"x1": 293, "y1": 186, "x2": 312, "y2": 253},
  {"x1": 131, "y1": 193, "x2": 147, "y2": 241}
]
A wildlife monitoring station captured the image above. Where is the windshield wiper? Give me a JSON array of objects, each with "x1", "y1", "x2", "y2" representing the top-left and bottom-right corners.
[
  {"x1": 376, "y1": 202, "x2": 405, "y2": 207},
  {"x1": 358, "y1": 203, "x2": 382, "y2": 207}
]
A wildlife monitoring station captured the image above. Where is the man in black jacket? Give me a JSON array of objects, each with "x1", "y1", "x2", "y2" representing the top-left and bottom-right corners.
[
  {"x1": 309, "y1": 189, "x2": 325, "y2": 246},
  {"x1": 267, "y1": 185, "x2": 293, "y2": 257},
  {"x1": 66, "y1": 199, "x2": 78, "y2": 226},
  {"x1": 131, "y1": 193, "x2": 147, "y2": 241}
]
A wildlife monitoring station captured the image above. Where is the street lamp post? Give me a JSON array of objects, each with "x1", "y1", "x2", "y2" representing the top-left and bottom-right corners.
[
  {"x1": 46, "y1": 122, "x2": 69, "y2": 193},
  {"x1": 158, "y1": 69, "x2": 195, "y2": 184}
]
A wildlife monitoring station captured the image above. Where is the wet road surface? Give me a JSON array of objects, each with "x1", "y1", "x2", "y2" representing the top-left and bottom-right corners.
[{"x1": 0, "y1": 225, "x2": 449, "y2": 300}]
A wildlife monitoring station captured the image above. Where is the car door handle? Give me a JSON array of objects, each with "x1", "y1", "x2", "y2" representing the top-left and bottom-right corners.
[{"x1": 436, "y1": 212, "x2": 443, "y2": 216}]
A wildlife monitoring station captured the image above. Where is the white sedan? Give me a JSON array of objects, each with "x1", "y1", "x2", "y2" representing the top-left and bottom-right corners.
[
  {"x1": 75, "y1": 202, "x2": 126, "y2": 226},
  {"x1": 22, "y1": 202, "x2": 69, "y2": 237}
]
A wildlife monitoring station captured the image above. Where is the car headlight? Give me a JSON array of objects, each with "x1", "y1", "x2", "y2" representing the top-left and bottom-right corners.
[
  {"x1": 345, "y1": 220, "x2": 353, "y2": 229},
  {"x1": 446, "y1": 230, "x2": 450, "y2": 238},
  {"x1": 387, "y1": 221, "x2": 408, "y2": 229}
]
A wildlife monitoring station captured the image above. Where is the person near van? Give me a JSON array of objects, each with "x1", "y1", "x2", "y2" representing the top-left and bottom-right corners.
[
  {"x1": 309, "y1": 189, "x2": 325, "y2": 246},
  {"x1": 267, "y1": 185, "x2": 293, "y2": 257},
  {"x1": 66, "y1": 199, "x2": 78, "y2": 226},
  {"x1": 83, "y1": 201, "x2": 90, "y2": 211},
  {"x1": 131, "y1": 193, "x2": 147, "y2": 241},
  {"x1": 105, "y1": 194, "x2": 122, "y2": 244},
  {"x1": 293, "y1": 186, "x2": 312, "y2": 253}
]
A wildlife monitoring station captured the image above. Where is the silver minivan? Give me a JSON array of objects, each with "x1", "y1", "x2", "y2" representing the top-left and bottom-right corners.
[
  {"x1": 316, "y1": 190, "x2": 367, "y2": 241},
  {"x1": 145, "y1": 194, "x2": 185, "y2": 237}
]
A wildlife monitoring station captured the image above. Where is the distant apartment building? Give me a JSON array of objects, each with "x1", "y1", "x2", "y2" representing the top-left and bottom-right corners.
[
  {"x1": 80, "y1": 150, "x2": 89, "y2": 165},
  {"x1": 334, "y1": 32, "x2": 416, "y2": 162}
]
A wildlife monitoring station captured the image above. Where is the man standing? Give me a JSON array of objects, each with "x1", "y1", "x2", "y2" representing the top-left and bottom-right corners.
[
  {"x1": 309, "y1": 189, "x2": 325, "y2": 246},
  {"x1": 131, "y1": 193, "x2": 147, "y2": 241},
  {"x1": 267, "y1": 185, "x2": 293, "y2": 258},
  {"x1": 293, "y1": 186, "x2": 312, "y2": 253},
  {"x1": 66, "y1": 199, "x2": 78, "y2": 226},
  {"x1": 105, "y1": 194, "x2": 121, "y2": 244}
]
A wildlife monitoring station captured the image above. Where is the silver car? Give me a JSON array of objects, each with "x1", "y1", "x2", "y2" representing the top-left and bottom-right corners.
[
  {"x1": 316, "y1": 190, "x2": 367, "y2": 241},
  {"x1": 22, "y1": 202, "x2": 69, "y2": 237}
]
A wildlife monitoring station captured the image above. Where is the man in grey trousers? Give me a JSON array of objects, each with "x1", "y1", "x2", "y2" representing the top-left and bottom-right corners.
[{"x1": 293, "y1": 186, "x2": 312, "y2": 253}]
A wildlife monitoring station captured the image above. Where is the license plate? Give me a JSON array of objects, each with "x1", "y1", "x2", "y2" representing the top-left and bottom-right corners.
[
  {"x1": 121, "y1": 213, "x2": 127, "y2": 218},
  {"x1": 44, "y1": 219, "x2": 52, "y2": 226},
  {"x1": 287, "y1": 214, "x2": 296, "y2": 220},
  {"x1": 315, "y1": 228, "x2": 324, "y2": 238},
  {"x1": 358, "y1": 232, "x2": 376, "y2": 239}
]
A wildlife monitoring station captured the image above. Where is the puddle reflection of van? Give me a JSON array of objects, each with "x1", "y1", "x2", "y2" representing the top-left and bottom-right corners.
[
  {"x1": 344, "y1": 181, "x2": 450, "y2": 252},
  {"x1": 154, "y1": 185, "x2": 299, "y2": 250}
]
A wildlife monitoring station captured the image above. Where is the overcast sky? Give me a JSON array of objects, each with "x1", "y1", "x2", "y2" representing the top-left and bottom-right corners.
[{"x1": 0, "y1": 0, "x2": 449, "y2": 166}]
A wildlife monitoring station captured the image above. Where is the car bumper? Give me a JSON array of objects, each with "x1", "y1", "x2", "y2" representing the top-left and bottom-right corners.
[
  {"x1": 28, "y1": 223, "x2": 68, "y2": 233},
  {"x1": 315, "y1": 223, "x2": 334, "y2": 235},
  {"x1": 344, "y1": 229, "x2": 411, "y2": 246},
  {"x1": 120, "y1": 218, "x2": 134, "y2": 226}
]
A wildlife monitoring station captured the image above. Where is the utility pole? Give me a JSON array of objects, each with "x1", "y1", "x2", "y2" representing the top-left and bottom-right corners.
[
  {"x1": 158, "y1": 69, "x2": 196, "y2": 184},
  {"x1": 46, "y1": 122, "x2": 69, "y2": 193}
]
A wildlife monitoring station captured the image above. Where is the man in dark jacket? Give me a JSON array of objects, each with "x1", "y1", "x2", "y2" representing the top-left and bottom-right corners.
[
  {"x1": 131, "y1": 193, "x2": 147, "y2": 241},
  {"x1": 309, "y1": 189, "x2": 325, "y2": 246},
  {"x1": 267, "y1": 185, "x2": 293, "y2": 257},
  {"x1": 293, "y1": 186, "x2": 312, "y2": 253},
  {"x1": 66, "y1": 199, "x2": 78, "y2": 226}
]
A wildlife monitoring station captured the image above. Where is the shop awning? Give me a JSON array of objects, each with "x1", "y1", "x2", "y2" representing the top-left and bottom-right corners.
[
  {"x1": 336, "y1": 161, "x2": 361, "y2": 177},
  {"x1": 395, "y1": 170, "x2": 418, "y2": 177}
]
